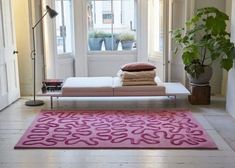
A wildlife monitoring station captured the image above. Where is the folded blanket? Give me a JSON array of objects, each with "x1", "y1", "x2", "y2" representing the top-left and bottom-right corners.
[
  {"x1": 122, "y1": 80, "x2": 157, "y2": 86},
  {"x1": 117, "y1": 70, "x2": 156, "y2": 79},
  {"x1": 122, "y1": 77, "x2": 155, "y2": 82}
]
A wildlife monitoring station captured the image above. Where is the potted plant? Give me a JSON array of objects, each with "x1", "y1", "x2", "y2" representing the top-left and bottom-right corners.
[
  {"x1": 104, "y1": 32, "x2": 120, "y2": 51},
  {"x1": 118, "y1": 32, "x2": 135, "y2": 50},
  {"x1": 88, "y1": 31, "x2": 105, "y2": 51},
  {"x1": 172, "y1": 7, "x2": 235, "y2": 84}
]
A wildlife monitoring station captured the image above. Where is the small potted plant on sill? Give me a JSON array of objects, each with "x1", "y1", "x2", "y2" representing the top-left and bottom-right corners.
[
  {"x1": 104, "y1": 32, "x2": 120, "y2": 51},
  {"x1": 172, "y1": 7, "x2": 235, "y2": 84},
  {"x1": 118, "y1": 32, "x2": 135, "y2": 50},
  {"x1": 88, "y1": 31, "x2": 106, "y2": 51}
]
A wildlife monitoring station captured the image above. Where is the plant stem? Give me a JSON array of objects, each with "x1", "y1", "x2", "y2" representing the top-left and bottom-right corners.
[
  {"x1": 202, "y1": 46, "x2": 207, "y2": 66},
  {"x1": 200, "y1": 47, "x2": 203, "y2": 61}
]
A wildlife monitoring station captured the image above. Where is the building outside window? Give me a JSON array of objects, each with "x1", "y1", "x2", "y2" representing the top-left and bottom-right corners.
[
  {"x1": 87, "y1": 0, "x2": 137, "y2": 51},
  {"x1": 103, "y1": 12, "x2": 113, "y2": 24}
]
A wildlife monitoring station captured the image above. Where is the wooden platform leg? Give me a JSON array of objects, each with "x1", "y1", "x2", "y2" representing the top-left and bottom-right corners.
[
  {"x1": 168, "y1": 95, "x2": 176, "y2": 100},
  {"x1": 173, "y1": 95, "x2": 176, "y2": 105},
  {"x1": 167, "y1": 95, "x2": 177, "y2": 105},
  {"x1": 166, "y1": 95, "x2": 176, "y2": 107}
]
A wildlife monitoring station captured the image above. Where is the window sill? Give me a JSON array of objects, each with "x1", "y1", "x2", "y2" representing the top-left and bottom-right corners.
[
  {"x1": 87, "y1": 50, "x2": 137, "y2": 56},
  {"x1": 88, "y1": 52, "x2": 137, "y2": 61},
  {"x1": 57, "y1": 53, "x2": 74, "y2": 59}
]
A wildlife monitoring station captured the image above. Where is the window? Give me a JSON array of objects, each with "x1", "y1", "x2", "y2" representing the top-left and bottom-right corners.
[
  {"x1": 55, "y1": 0, "x2": 73, "y2": 54},
  {"x1": 87, "y1": 0, "x2": 137, "y2": 51}
]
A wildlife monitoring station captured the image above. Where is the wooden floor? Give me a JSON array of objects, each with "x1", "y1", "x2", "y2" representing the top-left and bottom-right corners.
[{"x1": 1, "y1": 96, "x2": 235, "y2": 168}]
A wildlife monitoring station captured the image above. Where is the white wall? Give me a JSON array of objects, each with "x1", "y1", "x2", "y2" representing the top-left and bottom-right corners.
[
  {"x1": 221, "y1": 0, "x2": 232, "y2": 96},
  {"x1": 195, "y1": 0, "x2": 225, "y2": 10},
  {"x1": 88, "y1": 53, "x2": 136, "y2": 77},
  {"x1": 226, "y1": 0, "x2": 235, "y2": 118},
  {"x1": 195, "y1": 0, "x2": 226, "y2": 95}
]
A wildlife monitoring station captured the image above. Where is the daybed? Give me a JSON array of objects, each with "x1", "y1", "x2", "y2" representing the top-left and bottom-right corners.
[{"x1": 39, "y1": 77, "x2": 190, "y2": 108}]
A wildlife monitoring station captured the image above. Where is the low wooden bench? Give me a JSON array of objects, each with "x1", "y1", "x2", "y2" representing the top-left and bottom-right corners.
[{"x1": 38, "y1": 77, "x2": 190, "y2": 108}]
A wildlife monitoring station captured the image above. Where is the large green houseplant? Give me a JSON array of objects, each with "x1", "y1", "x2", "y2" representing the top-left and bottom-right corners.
[{"x1": 172, "y1": 7, "x2": 235, "y2": 84}]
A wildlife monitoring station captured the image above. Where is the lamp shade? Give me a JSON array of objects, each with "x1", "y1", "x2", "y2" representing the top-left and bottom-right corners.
[{"x1": 46, "y1": 5, "x2": 58, "y2": 18}]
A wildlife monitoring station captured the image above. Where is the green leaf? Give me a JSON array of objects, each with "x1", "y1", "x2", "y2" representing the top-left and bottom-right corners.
[
  {"x1": 221, "y1": 58, "x2": 233, "y2": 71},
  {"x1": 187, "y1": 15, "x2": 200, "y2": 26},
  {"x1": 210, "y1": 52, "x2": 220, "y2": 61},
  {"x1": 205, "y1": 16, "x2": 226, "y2": 34},
  {"x1": 182, "y1": 52, "x2": 193, "y2": 65},
  {"x1": 215, "y1": 10, "x2": 229, "y2": 21},
  {"x1": 182, "y1": 45, "x2": 199, "y2": 64}
]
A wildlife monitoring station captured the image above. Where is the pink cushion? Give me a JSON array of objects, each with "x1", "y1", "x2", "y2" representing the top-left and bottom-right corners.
[{"x1": 121, "y1": 62, "x2": 156, "y2": 72}]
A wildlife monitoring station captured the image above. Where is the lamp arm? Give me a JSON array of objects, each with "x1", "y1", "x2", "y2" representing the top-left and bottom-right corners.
[{"x1": 32, "y1": 10, "x2": 49, "y2": 29}]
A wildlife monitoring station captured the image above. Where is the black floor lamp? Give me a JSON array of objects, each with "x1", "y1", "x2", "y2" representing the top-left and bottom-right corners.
[{"x1": 25, "y1": 5, "x2": 58, "y2": 106}]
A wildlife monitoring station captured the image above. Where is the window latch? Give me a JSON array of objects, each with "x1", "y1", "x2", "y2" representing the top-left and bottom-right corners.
[
  {"x1": 130, "y1": 21, "x2": 136, "y2": 32},
  {"x1": 60, "y1": 26, "x2": 66, "y2": 37}
]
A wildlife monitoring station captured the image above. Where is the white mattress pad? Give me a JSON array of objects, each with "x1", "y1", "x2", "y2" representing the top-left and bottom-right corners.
[
  {"x1": 62, "y1": 77, "x2": 114, "y2": 96},
  {"x1": 62, "y1": 77, "x2": 166, "y2": 97}
]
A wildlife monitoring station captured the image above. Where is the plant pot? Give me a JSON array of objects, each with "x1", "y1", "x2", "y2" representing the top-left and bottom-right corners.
[
  {"x1": 104, "y1": 37, "x2": 119, "y2": 50},
  {"x1": 121, "y1": 41, "x2": 134, "y2": 50},
  {"x1": 187, "y1": 66, "x2": 213, "y2": 84},
  {"x1": 88, "y1": 37, "x2": 103, "y2": 51}
]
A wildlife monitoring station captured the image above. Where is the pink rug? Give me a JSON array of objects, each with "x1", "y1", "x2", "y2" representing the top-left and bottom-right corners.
[{"x1": 15, "y1": 109, "x2": 217, "y2": 149}]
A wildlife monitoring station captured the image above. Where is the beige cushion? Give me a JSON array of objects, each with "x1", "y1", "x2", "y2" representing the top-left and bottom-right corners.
[{"x1": 113, "y1": 77, "x2": 166, "y2": 96}]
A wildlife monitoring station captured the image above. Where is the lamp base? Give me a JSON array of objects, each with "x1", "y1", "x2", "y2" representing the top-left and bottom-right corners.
[{"x1": 25, "y1": 100, "x2": 44, "y2": 106}]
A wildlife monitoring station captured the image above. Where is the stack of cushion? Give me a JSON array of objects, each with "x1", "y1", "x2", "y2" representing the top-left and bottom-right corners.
[{"x1": 118, "y1": 62, "x2": 157, "y2": 86}]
